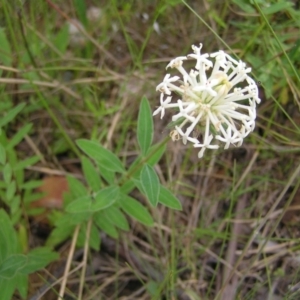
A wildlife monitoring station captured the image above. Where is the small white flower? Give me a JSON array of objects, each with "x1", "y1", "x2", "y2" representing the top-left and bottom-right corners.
[
  {"x1": 153, "y1": 43, "x2": 261, "y2": 158},
  {"x1": 195, "y1": 122, "x2": 219, "y2": 158},
  {"x1": 172, "y1": 100, "x2": 196, "y2": 122},
  {"x1": 153, "y1": 94, "x2": 172, "y2": 119},
  {"x1": 194, "y1": 134, "x2": 218, "y2": 158},
  {"x1": 156, "y1": 74, "x2": 180, "y2": 95},
  {"x1": 175, "y1": 125, "x2": 199, "y2": 145},
  {"x1": 215, "y1": 125, "x2": 242, "y2": 149}
]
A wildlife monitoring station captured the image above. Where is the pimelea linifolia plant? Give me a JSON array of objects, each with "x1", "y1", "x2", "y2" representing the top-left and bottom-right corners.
[{"x1": 153, "y1": 43, "x2": 261, "y2": 158}]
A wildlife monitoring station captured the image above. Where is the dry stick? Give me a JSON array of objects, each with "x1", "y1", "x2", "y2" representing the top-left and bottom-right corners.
[
  {"x1": 235, "y1": 241, "x2": 295, "y2": 256},
  {"x1": 261, "y1": 173, "x2": 300, "y2": 240},
  {"x1": 251, "y1": 249, "x2": 293, "y2": 270},
  {"x1": 30, "y1": 261, "x2": 84, "y2": 300},
  {"x1": 0, "y1": 77, "x2": 77, "y2": 101},
  {"x1": 105, "y1": 96, "x2": 129, "y2": 148},
  {"x1": 26, "y1": 165, "x2": 83, "y2": 178},
  {"x1": 57, "y1": 225, "x2": 80, "y2": 300},
  {"x1": 0, "y1": 78, "x2": 60, "y2": 87},
  {"x1": 0, "y1": 65, "x2": 20, "y2": 72},
  {"x1": 86, "y1": 268, "x2": 134, "y2": 300},
  {"x1": 0, "y1": 76, "x2": 122, "y2": 90},
  {"x1": 214, "y1": 151, "x2": 258, "y2": 299},
  {"x1": 69, "y1": 76, "x2": 123, "y2": 85},
  {"x1": 24, "y1": 135, "x2": 46, "y2": 164},
  {"x1": 233, "y1": 151, "x2": 259, "y2": 193},
  {"x1": 216, "y1": 159, "x2": 300, "y2": 298},
  {"x1": 221, "y1": 179, "x2": 250, "y2": 300},
  {"x1": 194, "y1": 242, "x2": 243, "y2": 278},
  {"x1": 17, "y1": 10, "x2": 81, "y2": 101},
  {"x1": 78, "y1": 219, "x2": 92, "y2": 300}
]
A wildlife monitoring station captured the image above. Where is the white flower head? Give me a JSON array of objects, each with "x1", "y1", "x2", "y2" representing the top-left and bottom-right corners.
[{"x1": 153, "y1": 43, "x2": 261, "y2": 158}]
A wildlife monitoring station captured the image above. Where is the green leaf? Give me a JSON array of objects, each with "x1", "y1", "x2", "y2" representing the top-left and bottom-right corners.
[
  {"x1": 0, "y1": 144, "x2": 6, "y2": 165},
  {"x1": 65, "y1": 195, "x2": 93, "y2": 213},
  {"x1": 98, "y1": 164, "x2": 115, "y2": 184},
  {"x1": 53, "y1": 24, "x2": 69, "y2": 53},
  {"x1": 74, "y1": 0, "x2": 88, "y2": 28},
  {"x1": 0, "y1": 103, "x2": 25, "y2": 128},
  {"x1": 262, "y1": 1, "x2": 293, "y2": 15},
  {"x1": 11, "y1": 206, "x2": 21, "y2": 225},
  {"x1": 53, "y1": 138, "x2": 69, "y2": 154},
  {"x1": 289, "y1": 38, "x2": 300, "y2": 60},
  {"x1": 20, "y1": 180, "x2": 43, "y2": 190},
  {"x1": 5, "y1": 123, "x2": 32, "y2": 151},
  {"x1": 89, "y1": 223, "x2": 101, "y2": 251},
  {"x1": 3, "y1": 163, "x2": 12, "y2": 184},
  {"x1": 23, "y1": 191, "x2": 44, "y2": 205},
  {"x1": 66, "y1": 186, "x2": 119, "y2": 213},
  {"x1": 0, "y1": 278, "x2": 15, "y2": 300},
  {"x1": 19, "y1": 247, "x2": 58, "y2": 274},
  {"x1": 55, "y1": 212, "x2": 90, "y2": 227},
  {"x1": 67, "y1": 176, "x2": 87, "y2": 199},
  {"x1": 0, "y1": 28, "x2": 12, "y2": 66},
  {"x1": 146, "y1": 280, "x2": 160, "y2": 297},
  {"x1": 74, "y1": 0, "x2": 88, "y2": 27},
  {"x1": 46, "y1": 225, "x2": 74, "y2": 248},
  {"x1": 120, "y1": 143, "x2": 166, "y2": 195},
  {"x1": 90, "y1": 186, "x2": 119, "y2": 212},
  {"x1": 10, "y1": 194, "x2": 20, "y2": 213},
  {"x1": 104, "y1": 205, "x2": 129, "y2": 231},
  {"x1": 6, "y1": 180, "x2": 16, "y2": 202},
  {"x1": 137, "y1": 97, "x2": 153, "y2": 156},
  {"x1": 81, "y1": 156, "x2": 102, "y2": 192},
  {"x1": 13, "y1": 156, "x2": 40, "y2": 171},
  {"x1": 77, "y1": 222, "x2": 100, "y2": 251},
  {"x1": 15, "y1": 274, "x2": 28, "y2": 299},
  {"x1": 9, "y1": 150, "x2": 24, "y2": 187},
  {"x1": 146, "y1": 143, "x2": 166, "y2": 166},
  {"x1": 0, "y1": 254, "x2": 27, "y2": 279},
  {"x1": 119, "y1": 195, "x2": 154, "y2": 226},
  {"x1": 76, "y1": 139, "x2": 124, "y2": 173},
  {"x1": 140, "y1": 165, "x2": 160, "y2": 207},
  {"x1": 0, "y1": 210, "x2": 19, "y2": 261},
  {"x1": 94, "y1": 212, "x2": 119, "y2": 239},
  {"x1": 210, "y1": 10, "x2": 227, "y2": 28},
  {"x1": 231, "y1": 0, "x2": 255, "y2": 13},
  {"x1": 17, "y1": 223, "x2": 28, "y2": 254},
  {"x1": 159, "y1": 186, "x2": 182, "y2": 210}
]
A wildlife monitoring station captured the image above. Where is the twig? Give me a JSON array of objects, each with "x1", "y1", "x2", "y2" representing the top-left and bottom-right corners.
[
  {"x1": 29, "y1": 251, "x2": 83, "y2": 300},
  {"x1": 57, "y1": 225, "x2": 80, "y2": 300},
  {"x1": 221, "y1": 179, "x2": 250, "y2": 300},
  {"x1": 104, "y1": 96, "x2": 129, "y2": 148},
  {"x1": 217, "y1": 159, "x2": 300, "y2": 298},
  {"x1": 78, "y1": 219, "x2": 92, "y2": 300}
]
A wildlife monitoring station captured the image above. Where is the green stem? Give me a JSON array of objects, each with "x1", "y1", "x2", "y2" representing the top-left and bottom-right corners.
[{"x1": 118, "y1": 136, "x2": 170, "y2": 187}]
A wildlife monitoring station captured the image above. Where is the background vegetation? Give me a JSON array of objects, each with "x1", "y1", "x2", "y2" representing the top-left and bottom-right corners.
[{"x1": 0, "y1": 0, "x2": 299, "y2": 299}]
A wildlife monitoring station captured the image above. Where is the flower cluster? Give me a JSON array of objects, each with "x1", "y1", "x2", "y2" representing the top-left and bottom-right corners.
[{"x1": 153, "y1": 43, "x2": 261, "y2": 158}]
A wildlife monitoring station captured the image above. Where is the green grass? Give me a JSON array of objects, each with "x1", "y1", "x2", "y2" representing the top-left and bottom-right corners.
[{"x1": 0, "y1": 0, "x2": 300, "y2": 299}]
